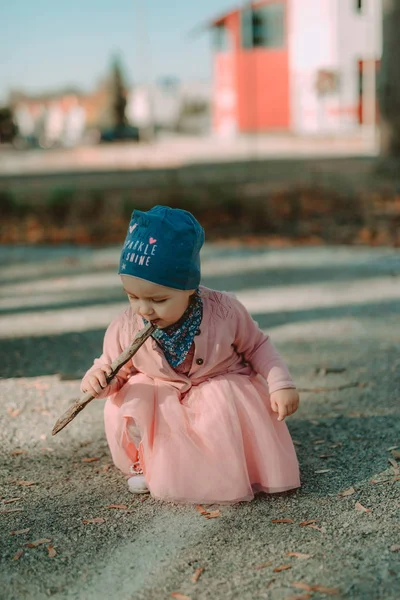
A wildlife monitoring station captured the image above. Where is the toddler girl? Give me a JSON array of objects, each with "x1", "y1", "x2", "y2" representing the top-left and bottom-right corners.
[{"x1": 81, "y1": 205, "x2": 300, "y2": 504}]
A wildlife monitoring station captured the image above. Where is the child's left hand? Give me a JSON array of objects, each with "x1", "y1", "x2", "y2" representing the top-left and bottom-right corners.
[{"x1": 270, "y1": 388, "x2": 300, "y2": 421}]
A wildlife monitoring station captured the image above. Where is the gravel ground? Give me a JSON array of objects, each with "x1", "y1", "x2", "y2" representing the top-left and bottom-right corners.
[{"x1": 0, "y1": 245, "x2": 399, "y2": 600}]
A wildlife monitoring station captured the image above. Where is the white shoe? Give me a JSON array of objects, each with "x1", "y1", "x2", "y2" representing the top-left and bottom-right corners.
[{"x1": 127, "y1": 474, "x2": 149, "y2": 494}]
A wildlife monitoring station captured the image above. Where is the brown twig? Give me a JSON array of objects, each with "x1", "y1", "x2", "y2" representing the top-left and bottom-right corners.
[{"x1": 52, "y1": 322, "x2": 157, "y2": 436}]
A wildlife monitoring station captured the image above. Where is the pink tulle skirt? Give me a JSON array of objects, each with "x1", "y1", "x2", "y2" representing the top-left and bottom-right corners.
[{"x1": 104, "y1": 373, "x2": 300, "y2": 504}]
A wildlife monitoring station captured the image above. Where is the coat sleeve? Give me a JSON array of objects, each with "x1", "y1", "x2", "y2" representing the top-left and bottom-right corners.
[
  {"x1": 228, "y1": 295, "x2": 296, "y2": 394},
  {"x1": 81, "y1": 312, "x2": 137, "y2": 399}
]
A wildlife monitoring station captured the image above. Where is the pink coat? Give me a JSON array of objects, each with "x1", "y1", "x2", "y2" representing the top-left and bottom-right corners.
[
  {"x1": 84, "y1": 286, "x2": 295, "y2": 397},
  {"x1": 83, "y1": 286, "x2": 300, "y2": 504}
]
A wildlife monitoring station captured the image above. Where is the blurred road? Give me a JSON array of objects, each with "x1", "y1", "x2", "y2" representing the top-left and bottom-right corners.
[
  {"x1": 0, "y1": 133, "x2": 377, "y2": 176},
  {"x1": 1, "y1": 244, "x2": 399, "y2": 600}
]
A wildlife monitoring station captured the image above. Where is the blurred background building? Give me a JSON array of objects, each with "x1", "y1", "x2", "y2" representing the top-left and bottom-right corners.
[{"x1": 210, "y1": 0, "x2": 382, "y2": 137}]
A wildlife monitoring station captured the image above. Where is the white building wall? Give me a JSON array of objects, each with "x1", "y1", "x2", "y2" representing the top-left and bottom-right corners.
[{"x1": 289, "y1": 0, "x2": 382, "y2": 134}]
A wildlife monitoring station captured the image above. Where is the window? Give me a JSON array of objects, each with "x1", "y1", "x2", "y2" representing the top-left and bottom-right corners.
[
  {"x1": 213, "y1": 24, "x2": 230, "y2": 52},
  {"x1": 241, "y1": 3, "x2": 285, "y2": 49}
]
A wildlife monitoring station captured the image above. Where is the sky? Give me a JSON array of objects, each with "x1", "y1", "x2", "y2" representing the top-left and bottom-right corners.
[{"x1": 0, "y1": 0, "x2": 238, "y2": 103}]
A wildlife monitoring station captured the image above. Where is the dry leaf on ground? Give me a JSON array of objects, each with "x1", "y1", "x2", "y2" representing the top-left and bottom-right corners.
[
  {"x1": 314, "y1": 469, "x2": 333, "y2": 474},
  {"x1": 391, "y1": 450, "x2": 400, "y2": 460},
  {"x1": 338, "y1": 487, "x2": 356, "y2": 497},
  {"x1": 195, "y1": 505, "x2": 209, "y2": 515},
  {"x1": 13, "y1": 549, "x2": 24, "y2": 560},
  {"x1": 390, "y1": 545, "x2": 400, "y2": 552},
  {"x1": 47, "y1": 545, "x2": 57, "y2": 558},
  {"x1": 291, "y1": 582, "x2": 313, "y2": 592},
  {"x1": 82, "y1": 457, "x2": 99, "y2": 463},
  {"x1": 387, "y1": 446, "x2": 399, "y2": 451},
  {"x1": 1, "y1": 508, "x2": 24, "y2": 514},
  {"x1": 307, "y1": 524, "x2": 326, "y2": 533},
  {"x1": 319, "y1": 454, "x2": 334, "y2": 458},
  {"x1": 286, "y1": 552, "x2": 312, "y2": 560},
  {"x1": 273, "y1": 564, "x2": 292, "y2": 572},
  {"x1": 10, "y1": 528, "x2": 30, "y2": 536},
  {"x1": 26, "y1": 538, "x2": 51, "y2": 548},
  {"x1": 355, "y1": 502, "x2": 371, "y2": 513},
  {"x1": 254, "y1": 561, "x2": 273, "y2": 569},
  {"x1": 299, "y1": 520, "x2": 318, "y2": 527},
  {"x1": 170, "y1": 593, "x2": 192, "y2": 600},
  {"x1": 7, "y1": 408, "x2": 22, "y2": 418},
  {"x1": 205, "y1": 510, "x2": 222, "y2": 519},
  {"x1": 388, "y1": 458, "x2": 399, "y2": 469},
  {"x1": 271, "y1": 518, "x2": 294, "y2": 524},
  {"x1": 3, "y1": 498, "x2": 21, "y2": 504},
  {"x1": 16, "y1": 480, "x2": 36, "y2": 487},
  {"x1": 191, "y1": 567, "x2": 204, "y2": 583},
  {"x1": 11, "y1": 449, "x2": 27, "y2": 456},
  {"x1": 107, "y1": 504, "x2": 128, "y2": 510},
  {"x1": 82, "y1": 518, "x2": 105, "y2": 524}
]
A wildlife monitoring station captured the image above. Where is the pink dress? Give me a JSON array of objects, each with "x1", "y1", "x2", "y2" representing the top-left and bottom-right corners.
[{"x1": 83, "y1": 287, "x2": 300, "y2": 504}]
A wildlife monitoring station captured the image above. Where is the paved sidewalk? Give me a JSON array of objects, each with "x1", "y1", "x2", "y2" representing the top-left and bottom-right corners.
[{"x1": 0, "y1": 244, "x2": 399, "y2": 600}]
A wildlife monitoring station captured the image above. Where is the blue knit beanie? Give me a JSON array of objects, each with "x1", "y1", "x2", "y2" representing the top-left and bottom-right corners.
[{"x1": 118, "y1": 205, "x2": 205, "y2": 290}]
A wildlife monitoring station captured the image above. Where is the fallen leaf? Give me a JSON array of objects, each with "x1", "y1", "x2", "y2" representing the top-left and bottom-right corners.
[
  {"x1": 7, "y1": 408, "x2": 22, "y2": 418},
  {"x1": 388, "y1": 458, "x2": 399, "y2": 472},
  {"x1": 16, "y1": 480, "x2": 36, "y2": 487},
  {"x1": 10, "y1": 528, "x2": 30, "y2": 536},
  {"x1": 319, "y1": 454, "x2": 334, "y2": 458},
  {"x1": 271, "y1": 518, "x2": 294, "y2": 524},
  {"x1": 107, "y1": 504, "x2": 128, "y2": 510},
  {"x1": 82, "y1": 518, "x2": 105, "y2": 524},
  {"x1": 390, "y1": 545, "x2": 400, "y2": 552},
  {"x1": 26, "y1": 538, "x2": 51, "y2": 548},
  {"x1": 273, "y1": 564, "x2": 292, "y2": 572},
  {"x1": 355, "y1": 502, "x2": 371, "y2": 513},
  {"x1": 387, "y1": 446, "x2": 399, "y2": 451},
  {"x1": 338, "y1": 487, "x2": 356, "y2": 497},
  {"x1": 330, "y1": 443, "x2": 342, "y2": 448},
  {"x1": 1, "y1": 508, "x2": 24, "y2": 514},
  {"x1": 13, "y1": 549, "x2": 24, "y2": 561},
  {"x1": 205, "y1": 510, "x2": 222, "y2": 519},
  {"x1": 286, "y1": 595, "x2": 312, "y2": 600},
  {"x1": 292, "y1": 440, "x2": 302, "y2": 446},
  {"x1": 195, "y1": 505, "x2": 209, "y2": 515},
  {"x1": 307, "y1": 524, "x2": 326, "y2": 533},
  {"x1": 311, "y1": 585, "x2": 340, "y2": 595},
  {"x1": 299, "y1": 520, "x2": 318, "y2": 527},
  {"x1": 286, "y1": 552, "x2": 312, "y2": 560},
  {"x1": 170, "y1": 594, "x2": 191, "y2": 600},
  {"x1": 82, "y1": 457, "x2": 99, "y2": 463},
  {"x1": 254, "y1": 561, "x2": 273, "y2": 569},
  {"x1": 291, "y1": 582, "x2": 313, "y2": 592},
  {"x1": 191, "y1": 567, "x2": 204, "y2": 582},
  {"x1": 3, "y1": 498, "x2": 21, "y2": 504},
  {"x1": 392, "y1": 450, "x2": 400, "y2": 460},
  {"x1": 47, "y1": 545, "x2": 57, "y2": 558},
  {"x1": 314, "y1": 469, "x2": 332, "y2": 474},
  {"x1": 11, "y1": 449, "x2": 27, "y2": 456},
  {"x1": 313, "y1": 440, "x2": 325, "y2": 445},
  {"x1": 266, "y1": 578, "x2": 275, "y2": 588}
]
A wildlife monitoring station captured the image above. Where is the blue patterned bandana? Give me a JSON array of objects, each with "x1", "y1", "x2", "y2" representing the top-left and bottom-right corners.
[{"x1": 143, "y1": 291, "x2": 203, "y2": 368}]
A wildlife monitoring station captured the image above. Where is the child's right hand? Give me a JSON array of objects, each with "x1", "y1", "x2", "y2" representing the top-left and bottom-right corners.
[{"x1": 81, "y1": 365, "x2": 114, "y2": 397}]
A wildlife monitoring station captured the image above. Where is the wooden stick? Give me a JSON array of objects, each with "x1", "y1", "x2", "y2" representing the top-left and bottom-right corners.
[{"x1": 52, "y1": 322, "x2": 157, "y2": 436}]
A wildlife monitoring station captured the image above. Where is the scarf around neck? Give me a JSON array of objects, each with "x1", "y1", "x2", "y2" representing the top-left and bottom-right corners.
[{"x1": 143, "y1": 291, "x2": 203, "y2": 368}]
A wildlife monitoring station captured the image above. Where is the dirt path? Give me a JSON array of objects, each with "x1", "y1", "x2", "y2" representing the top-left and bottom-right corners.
[{"x1": 1, "y1": 245, "x2": 399, "y2": 600}]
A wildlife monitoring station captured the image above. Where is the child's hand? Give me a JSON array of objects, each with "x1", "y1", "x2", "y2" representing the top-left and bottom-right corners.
[
  {"x1": 270, "y1": 388, "x2": 300, "y2": 421},
  {"x1": 81, "y1": 365, "x2": 113, "y2": 397}
]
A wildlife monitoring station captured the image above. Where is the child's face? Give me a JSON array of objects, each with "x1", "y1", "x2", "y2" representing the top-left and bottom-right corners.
[{"x1": 120, "y1": 275, "x2": 195, "y2": 329}]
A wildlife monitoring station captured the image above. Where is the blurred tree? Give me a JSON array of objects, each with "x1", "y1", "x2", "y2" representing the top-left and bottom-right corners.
[
  {"x1": 378, "y1": 0, "x2": 400, "y2": 157},
  {"x1": 109, "y1": 55, "x2": 128, "y2": 128},
  {"x1": 0, "y1": 107, "x2": 18, "y2": 144}
]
